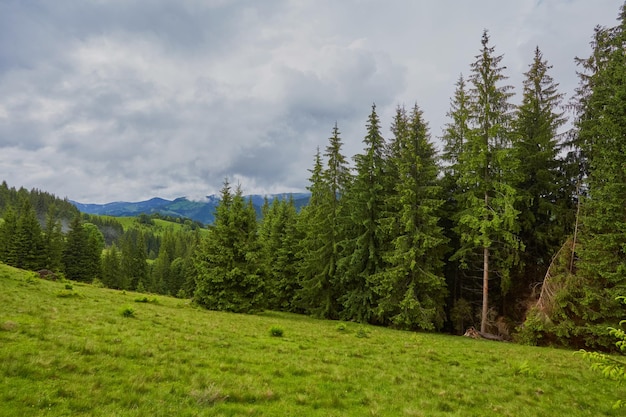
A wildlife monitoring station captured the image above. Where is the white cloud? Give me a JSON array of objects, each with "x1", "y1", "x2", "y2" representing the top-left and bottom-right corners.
[{"x1": 0, "y1": 0, "x2": 623, "y2": 202}]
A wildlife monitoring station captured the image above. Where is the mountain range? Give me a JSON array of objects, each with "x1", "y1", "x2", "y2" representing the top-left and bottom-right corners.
[{"x1": 71, "y1": 193, "x2": 310, "y2": 225}]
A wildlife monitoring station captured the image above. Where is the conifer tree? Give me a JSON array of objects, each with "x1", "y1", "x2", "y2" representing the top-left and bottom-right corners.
[
  {"x1": 296, "y1": 149, "x2": 341, "y2": 318},
  {"x1": 259, "y1": 197, "x2": 300, "y2": 311},
  {"x1": 43, "y1": 204, "x2": 64, "y2": 272},
  {"x1": 101, "y1": 244, "x2": 123, "y2": 289},
  {"x1": 452, "y1": 31, "x2": 521, "y2": 333},
  {"x1": 119, "y1": 228, "x2": 148, "y2": 290},
  {"x1": 511, "y1": 47, "x2": 570, "y2": 298},
  {"x1": 339, "y1": 104, "x2": 388, "y2": 323},
  {"x1": 0, "y1": 206, "x2": 18, "y2": 266},
  {"x1": 571, "y1": 5, "x2": 626, "y2": 344},
  {"x1": 440, "y1": 75, "x2": 472, "y2": 323},
  {"x1": 63, "y1": 214, "x2": 93, "y2": 282},
  {"x1": 14, "y1": 198, "x2": 45, "y2": 271},
  {"x1": 194, "y1": 181, "x2": 264, "y2": 313},
  {"x1": 376, "y1": 104, "x2": 448, "y2": 330}
]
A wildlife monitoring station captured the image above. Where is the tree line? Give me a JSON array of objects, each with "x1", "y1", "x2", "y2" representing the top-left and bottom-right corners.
[{"x1": 1, "y1": 5, "x2": 625, "y2": 350}]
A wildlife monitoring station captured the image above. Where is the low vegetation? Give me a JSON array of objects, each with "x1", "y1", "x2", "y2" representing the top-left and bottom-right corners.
[{"x1": 1, "y1": 263, "x2": 624, "y2": 416}]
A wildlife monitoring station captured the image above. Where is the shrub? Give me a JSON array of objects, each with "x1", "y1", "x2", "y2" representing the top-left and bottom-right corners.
[
  {"x1": 120, "y1": 306, "x2": 135, "y2": 318},
  {"x1": 356, "y1": 327, "x2": 370, "y2": 339},
  {"x1": 134, "y1": 296, "x2": 158, "y2": 304},
  {"x1": 336, "y1": 323, "x2": 347, "y2": 332},
  {"x1": 65, "y1": 283, "x2": 74, "y2": 290},
  {"x1": 269, "y1": 326, "x2": 284, "y2": 337}
]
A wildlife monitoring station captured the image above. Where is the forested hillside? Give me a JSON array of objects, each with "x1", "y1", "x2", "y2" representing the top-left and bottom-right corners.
[{"x1": 2, "y1": 4, "x2": 626, "y2": 350}]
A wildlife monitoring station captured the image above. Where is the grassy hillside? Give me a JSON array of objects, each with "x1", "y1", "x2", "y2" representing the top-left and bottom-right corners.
[{"x1": 0, "y1": 263, "x2": 623, "y2": 416}]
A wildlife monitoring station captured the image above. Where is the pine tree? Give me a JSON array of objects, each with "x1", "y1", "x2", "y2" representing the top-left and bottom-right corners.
[
  {"x1": 296, "y1": 149, "x2": 341, "y2": 318},
  {"x1": 571, "y1": 4, "x2": 626, "y2": 345},
  {"x1": 194, "y1": 181, "x2": 264, "y2": 313},
  {"x1": 376, "y1": 104, "x2": 448, "y2": 330},
  {"x1": 511, "y1": 47, "x2": 571, "y2": 301},
  {"x1": 452, "y1": 31, "x2": 521, "y2": 333},
  {"x1": 63, "y1": 214, "x2": 92, "y2": 282},
  {"x1": 259, "y1": 197, "x2": 300, "y2": 311},
  {"x1": 119, "y1": 228, "x2": 148, "y2": 290},
  {"x1": 339, "y1": 104, "x2": 388, "y2": 323},
  {"x1": 43, "y1": 204, "x2": 64, "y2": 272},
  {"x1": 0, "y1": 206, "x2": 18, "y2": 266},
  {"x1": 14, "y1": 198, "x2": 45, "y2": 271},
  {"x1": 101, "y1": 244, "x2": 123, "y2": 289},
  {"x1": 440, "y1": 75, "x2": 473, "y2": 325}
]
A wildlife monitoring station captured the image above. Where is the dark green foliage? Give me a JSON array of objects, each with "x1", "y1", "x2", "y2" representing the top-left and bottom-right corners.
[
  {"x1": 14, "y1": 199, "x2": 46, "y2": 271},
  {"x1": 119, "y1": 229, "x2": 149, "y2": 291},
  {"x1": 62, "y1": 215, "x2": 98, "y2": 282},
  {"x1": 259, "y1": 197, "x2": 300, "y2": 311},
  {"x1": 42, "y1": 205, "x2": 64, "y2": 272},
  {"x1": 440, "y1": 75, "x2": 473, "y2": 328},
  {"x1": 82, "y1": 215, "x2": 124, "y2": 246},
  {"x1": 375, "y1": 105, "x2": 448, "y2": 330},
  {"x1": 296, "y1": 149, "x2": 341, "y2": 318},
  {"x1": 510, "y1": 47, "x2": 572, "y2": 308},
  {"x1": 297, "y1": 124, "x2": 351, "y2": 318},
  {"x1": 101, "y1": 244, "x2": 123, "y2": 289},
  {"x1": 524, "y1": 4, "x2": 626, "y2": 350},
  {"x1": 119, "y1": 306, "x2": 135, "y2": 318},
  {"x1": 193, "y1": 180, "x2": 264, "y2": 313},
  {"x1": 269, "y1": 326, "x2": 284, "y2": 337},
  {"x1": 0, "y1": 206, "x2": 18, "y2": 266},
  {"x1": 339, "y1": 104, "x2": 388, "y2": 323},
  {"x1": 0, "y1": 181, "x2": 79, "y2": 225},
  {"x1": 0, "y1": 199, "x2": 46, "y2": 271},
  {"x1": 450, "y1": 31, "x2": 521, "y2": 332}
]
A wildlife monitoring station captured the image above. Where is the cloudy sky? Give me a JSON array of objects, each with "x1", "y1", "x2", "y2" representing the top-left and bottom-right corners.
[{"x1": 0, "y1": 0, "x2": 623, "y2": 203}]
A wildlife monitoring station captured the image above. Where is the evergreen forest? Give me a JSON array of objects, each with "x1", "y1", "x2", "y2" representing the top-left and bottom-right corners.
[{"x1": 2, "y1": 5, "x2": 626, "y2": 351}]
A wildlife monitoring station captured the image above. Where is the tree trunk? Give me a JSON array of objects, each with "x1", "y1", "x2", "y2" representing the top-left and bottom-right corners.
[{"x1": 481, "y1": 245, "x2": 489, "y2": 333}]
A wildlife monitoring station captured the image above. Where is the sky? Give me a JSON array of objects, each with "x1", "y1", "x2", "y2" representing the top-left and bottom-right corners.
[{"x1": 0, "y1": 0, "x2": 623, "y2": 203}]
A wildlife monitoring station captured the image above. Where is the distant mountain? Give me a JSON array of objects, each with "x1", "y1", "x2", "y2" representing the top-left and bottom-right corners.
[{"x1": 71, "y1": 193, "x2": 310, "y2": 225}]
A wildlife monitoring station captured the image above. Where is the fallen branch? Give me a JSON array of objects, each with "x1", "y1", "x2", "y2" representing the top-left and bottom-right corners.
[{"x1": 463, "y1": 326, "x2": 503, "y2": 341}]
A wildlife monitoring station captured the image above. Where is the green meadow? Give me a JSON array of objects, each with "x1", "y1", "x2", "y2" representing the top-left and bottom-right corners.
[{"x1": 0, "y1": 262, "x2": 623, "y2": 417}]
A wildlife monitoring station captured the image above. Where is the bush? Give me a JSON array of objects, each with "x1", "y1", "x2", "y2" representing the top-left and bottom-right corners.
[
  {"x1": 269, "y1": 326, "x2": 284, "y2": 337},
  {"x1": 336, "y1": 323, "x2": 347, "y2": 332},
  {"x1": 356, "y1": 327, "x2": 370, "y2": 338},
  {"x1": 120, "y1": 306, "x2": 135, "y2": 318},
  {"x1": 134, "y1": 296, "x2": 158, "y2": 304},
  {"x1": 64, "y1": 283, "x2": 73, "y2": 290}
]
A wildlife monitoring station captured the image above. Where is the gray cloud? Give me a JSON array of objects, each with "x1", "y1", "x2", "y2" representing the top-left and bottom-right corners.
[{"x1": 0, "y1": 0, "x2": 623, "y2": 203}]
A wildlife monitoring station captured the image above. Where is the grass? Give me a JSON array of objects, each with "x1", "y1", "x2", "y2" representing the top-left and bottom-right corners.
[{"x1": 0, "y1": 262, "x2": 624, "y2": 416}]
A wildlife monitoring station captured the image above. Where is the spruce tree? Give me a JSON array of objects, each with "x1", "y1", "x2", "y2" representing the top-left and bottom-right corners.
[
  {"x1": 101, "y1": 244, "x2": 123, "y2": 289},
  {"x1": 0, "y1": 206, "x2": 18, "y2": 266},
  {"x1": 296, "y1": 149, "x2": 341, "y2": 318},
  {"x1": 43, "y1": 204, "x2": 64, "y2": 272},
  {"x1": 63, "y1": 214, "x2": 93, "y2": 282},
  {"x1": 440, "y1": 75, "x2": 473, "y2": 325},
  {"x1": 259, "y1": 197, "x2": 300, "y2": 311},
  {"x1": 452, "y1": 31, "x2": 521, "y2": 333},
  {"x1": 14, "y1": 198, "x2": 45, "y2": 271},
  {"x1": 376, "y1": 104, "x2": 448, "y2": 330},
  {"x1": 194, "y1": 181, "x2": 264, "y2": 313},
  {"x1": 339, "y1": 104, "x2": 388, "y2": 323},
  {"x1": 569, "y1": 4, "x2": 626, "y2": 346},
  {"x1": 511, "y1": 47, "x2": 570, "y2": 300}
]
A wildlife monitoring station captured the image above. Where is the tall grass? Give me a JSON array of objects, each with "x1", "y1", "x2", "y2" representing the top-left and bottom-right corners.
[{"x1": 0, "y1": 262, "x2": 623, "y2": 416}]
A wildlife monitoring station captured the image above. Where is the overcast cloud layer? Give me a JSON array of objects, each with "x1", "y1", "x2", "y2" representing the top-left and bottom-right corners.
[{"x1": 0, "y1": 0, "x2": 623, "y2": 203}]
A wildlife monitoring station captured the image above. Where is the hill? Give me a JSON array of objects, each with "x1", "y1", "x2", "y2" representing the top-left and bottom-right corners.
[
  {"x1": 0, "y1": 263, "x2": 623, "y2": 416},
  {"x1": 72, "y1": 193, "x2": 310, "y2": 224}
]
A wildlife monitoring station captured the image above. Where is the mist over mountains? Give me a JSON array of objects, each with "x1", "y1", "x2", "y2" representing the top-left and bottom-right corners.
[{"x1": 71, "y1": 194, "x2": 310, "y2": 225}]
